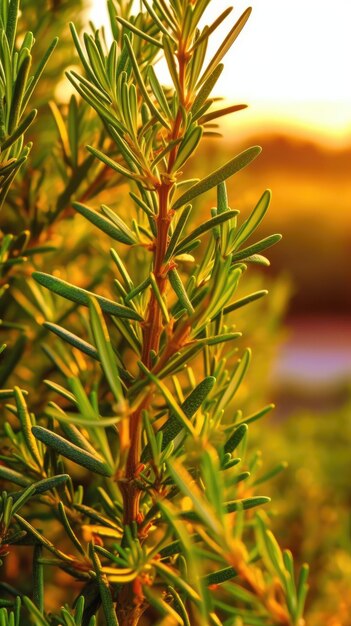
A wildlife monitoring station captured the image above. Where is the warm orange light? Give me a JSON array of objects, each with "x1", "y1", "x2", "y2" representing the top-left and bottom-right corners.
[{"x1": 90, "y1": 0, "x2": 351, "y2": 145}]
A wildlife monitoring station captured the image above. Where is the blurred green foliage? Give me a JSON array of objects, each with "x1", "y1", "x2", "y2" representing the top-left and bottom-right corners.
[{"x1": 253, "y1": 401, "x2": 351, "y2": 625}]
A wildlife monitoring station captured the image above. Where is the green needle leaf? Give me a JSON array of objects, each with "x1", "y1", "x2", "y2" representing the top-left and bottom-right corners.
[
  {"x1": 88, "y1": 297, "x2": 125, "y2": 409},
  {"x1": 10, "y1": 484, "x2": 36, "y2": 516},
  {"x1": 22, "y1": 37, "x2": 59, "y2": 111},
  {"x1": 11, "y1": 475, "x2": 69, "y2": 504},
  {"x1": 43, "y1": 322, "x2": 99, "y2": 361},
  {"x1": 189, "y1": 7, "x2": 233, "y2": 54},
  {"x1": 202, "y1": 565, "x2": 238, "y2": 586},
  {"x1": 191, "y1": 64, "x2": 224, "y2": 116},
  {"x1": 117, "y1": 16, "x2": 162, "y2": 48},
  {"x1": 138, "y1": 362, "x2": 197, "y2": 437},
  {"x1": 58, "y1": 501, "x2": 85, "y2": 556},
  {"x1": 174, "y1": 209, "x2": 239, "y2": 255},
  {"x1": 173, "y1": 147, "x2": 261, "y2": 209},
  {"x1": 164, "y1": 204, "x2": 192, "y2": 262},
  {"x1": 59, "y1": 421, "x2": 98, "y2": 456},
  {"x1": 197, "y1": 8, "x2": 252, "y2": 87},
  {"x1": 32, "y1": 272, "x2": 142, "y2": 321},
  {"x1": 13, "y1": 387, "x2": 42, "y2": 469},
  {"x1": 150, "y1": 376, "x2": 215, "y2": 457},
  {"x1": 231, "y1": 234, "x2": 282, "y2": 263},
  {"x1": 32, "y1": 474, "x2": 69, "y2": 495},
  {"x1": 199, "y1": 103, "x2": 247, "y2": 125},
  {"x1": 6, "y1": 0, "x2": 20, "y2": 53},
  {"x1": 169, "y1": 268, "x2": 194, "y2": 315},
  {"x1": 222, "y1": 289, "x2": 268, "y2": 316},
  {"x1": 167, "y1": 459, "x2": 222, "y2": 535},
  {"x1": 171, "y1": 126, "x2": 203, "y2": 172},
  {"x1": 149, "y1": 272, "x2": 170, "y2": 323},
  {"x1": 86, "y1": 144, "x2": 140, "y2": 180},
  {"x1": 73, "y1": 202, "x2": 136, "y2": 245},
  {"x1": 235, "y1": 403, "x2": 275, "y2": 428},
  {"x1": 9, "y1": 55, "x2": 31, "y2": 133},
  {"x1": 162, "y1": 35, "x2": 181, "y2": 94},
  {"x1": 152, "y1": 561, "x2": 200, "y2": 604},
  {"x1": 233, "y1": 189, "x2": 272, "y2": 249},
  {"x1": 33, "y1": 544, "x2": 44, "y2": 613},
  {"x1": 0, "y1": 464, "x2": 31, "y2": 487},
  {"x1": 216, "y1": 348, "x2": 251, "y2": 417},
  {"x1": 1, "y1": 109, "x2": 37, "y2": 151},
  {"x1": 101, "y1": 204, "x2": 136, "y2": 243},
  {"x1": 89, "y1": 546, "x2": 119, "y2": 626},
  {"x1": 226, "y1": 496, "x2": 271, "y2": 513},
  {"x1": 32, "y1": 426, "x2": 113, "y2": 476},
  {"x1": 141, "y1": 0, "x2": 174, "y2": 39},
  {"x1": 124, "y1": 34, "x2": 170, "y2": 129},
  {"x1": 0, "y1": 388, "x2": 27, "y2": 400},
  {"x1": 147, "y1": 65, "x2": 172, "y2": 120},
  {"x1": 224, "y1": 424, "x2": 248, "y2": 454},
  {"x1": 296, "y1": 564, "x2": 309, "y2": 619},
  {"x1": 192, "y1": 332, "x2": 241, "y2": 347},
  {"x1": 22, "y1": 597, "x2": 49, "y2": 626}
]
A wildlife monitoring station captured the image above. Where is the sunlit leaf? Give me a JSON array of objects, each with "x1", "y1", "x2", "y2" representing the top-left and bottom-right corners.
[
  {"x1": 173, "y1": 147, "x2": 261, "y2": 209},
  {"x1": 32, "y1": 426, "x2": 113, "y2": 476},
  {"x1": 89, "y1": 296, "x2": 125, "y2": 408},
  {"x1": 32, "y1": 272, "x2": 142, "y2": 321},
  {"x1": 73, "y1": 202, "x2": 136, "y2": 245}
]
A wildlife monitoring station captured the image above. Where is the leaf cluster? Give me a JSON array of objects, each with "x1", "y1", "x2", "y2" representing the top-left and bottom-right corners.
[{"x1": 0, "y1": 2, "x2": 308, "y2": 625}]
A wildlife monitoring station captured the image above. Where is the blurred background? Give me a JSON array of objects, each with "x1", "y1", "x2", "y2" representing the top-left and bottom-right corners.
[
  {"x1": 90, "y1": 0, "x2": 351, "y2": 412},
  {"x1": 1, "y1": 1, "x2": 350, "y2": 623},
  {"x1": 55, "y1": 0, "x2": 351, "y2": 620},
  {"x1": 89, "y1": 3, "x2": 351, "y2": 622},
  {"x1": 95, "y1": 0, "x2": 351, "y2": 620}
]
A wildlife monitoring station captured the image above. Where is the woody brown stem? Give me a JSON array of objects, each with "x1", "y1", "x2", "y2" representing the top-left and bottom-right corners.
[
  {"x1": 141, "y1": 183, "x2": 172, "y2": 367},
  {"x1": 121, "y1": 183, "x2": 172, "y2": 526},
  {"x1": 121, "y1": 49, "x2": 188, "y2": 529},
  {"x1": 115, "y1": 33, "x2": 195, "y2": 626}
]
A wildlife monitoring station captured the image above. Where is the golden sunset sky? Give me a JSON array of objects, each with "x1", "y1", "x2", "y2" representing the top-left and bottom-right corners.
[{"x1": 90, "y1": 0, "x2": 351, "y2": 146}]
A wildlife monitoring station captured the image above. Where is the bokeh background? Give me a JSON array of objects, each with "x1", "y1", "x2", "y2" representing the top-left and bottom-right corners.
[
  {"x1": 1, "y1": 1, "x2": 350, "y2": 623},
  {"x1": 90, "y1": 0, "x2": 351, "y2": 406},
  {"x1": 92, "y1": 1, "x2": 351, "y2": 618},
  {"x1": 94, "y1": 0, "x2": 351, "y2": 621}
]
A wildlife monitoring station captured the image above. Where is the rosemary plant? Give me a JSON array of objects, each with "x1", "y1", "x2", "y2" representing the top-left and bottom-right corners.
[
  {"x1": 0, "y1": 1, "x2": 309, "y2": 625},
  {"x1": 0, "y1": 0, "x2": 124, "y2": 397}
]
